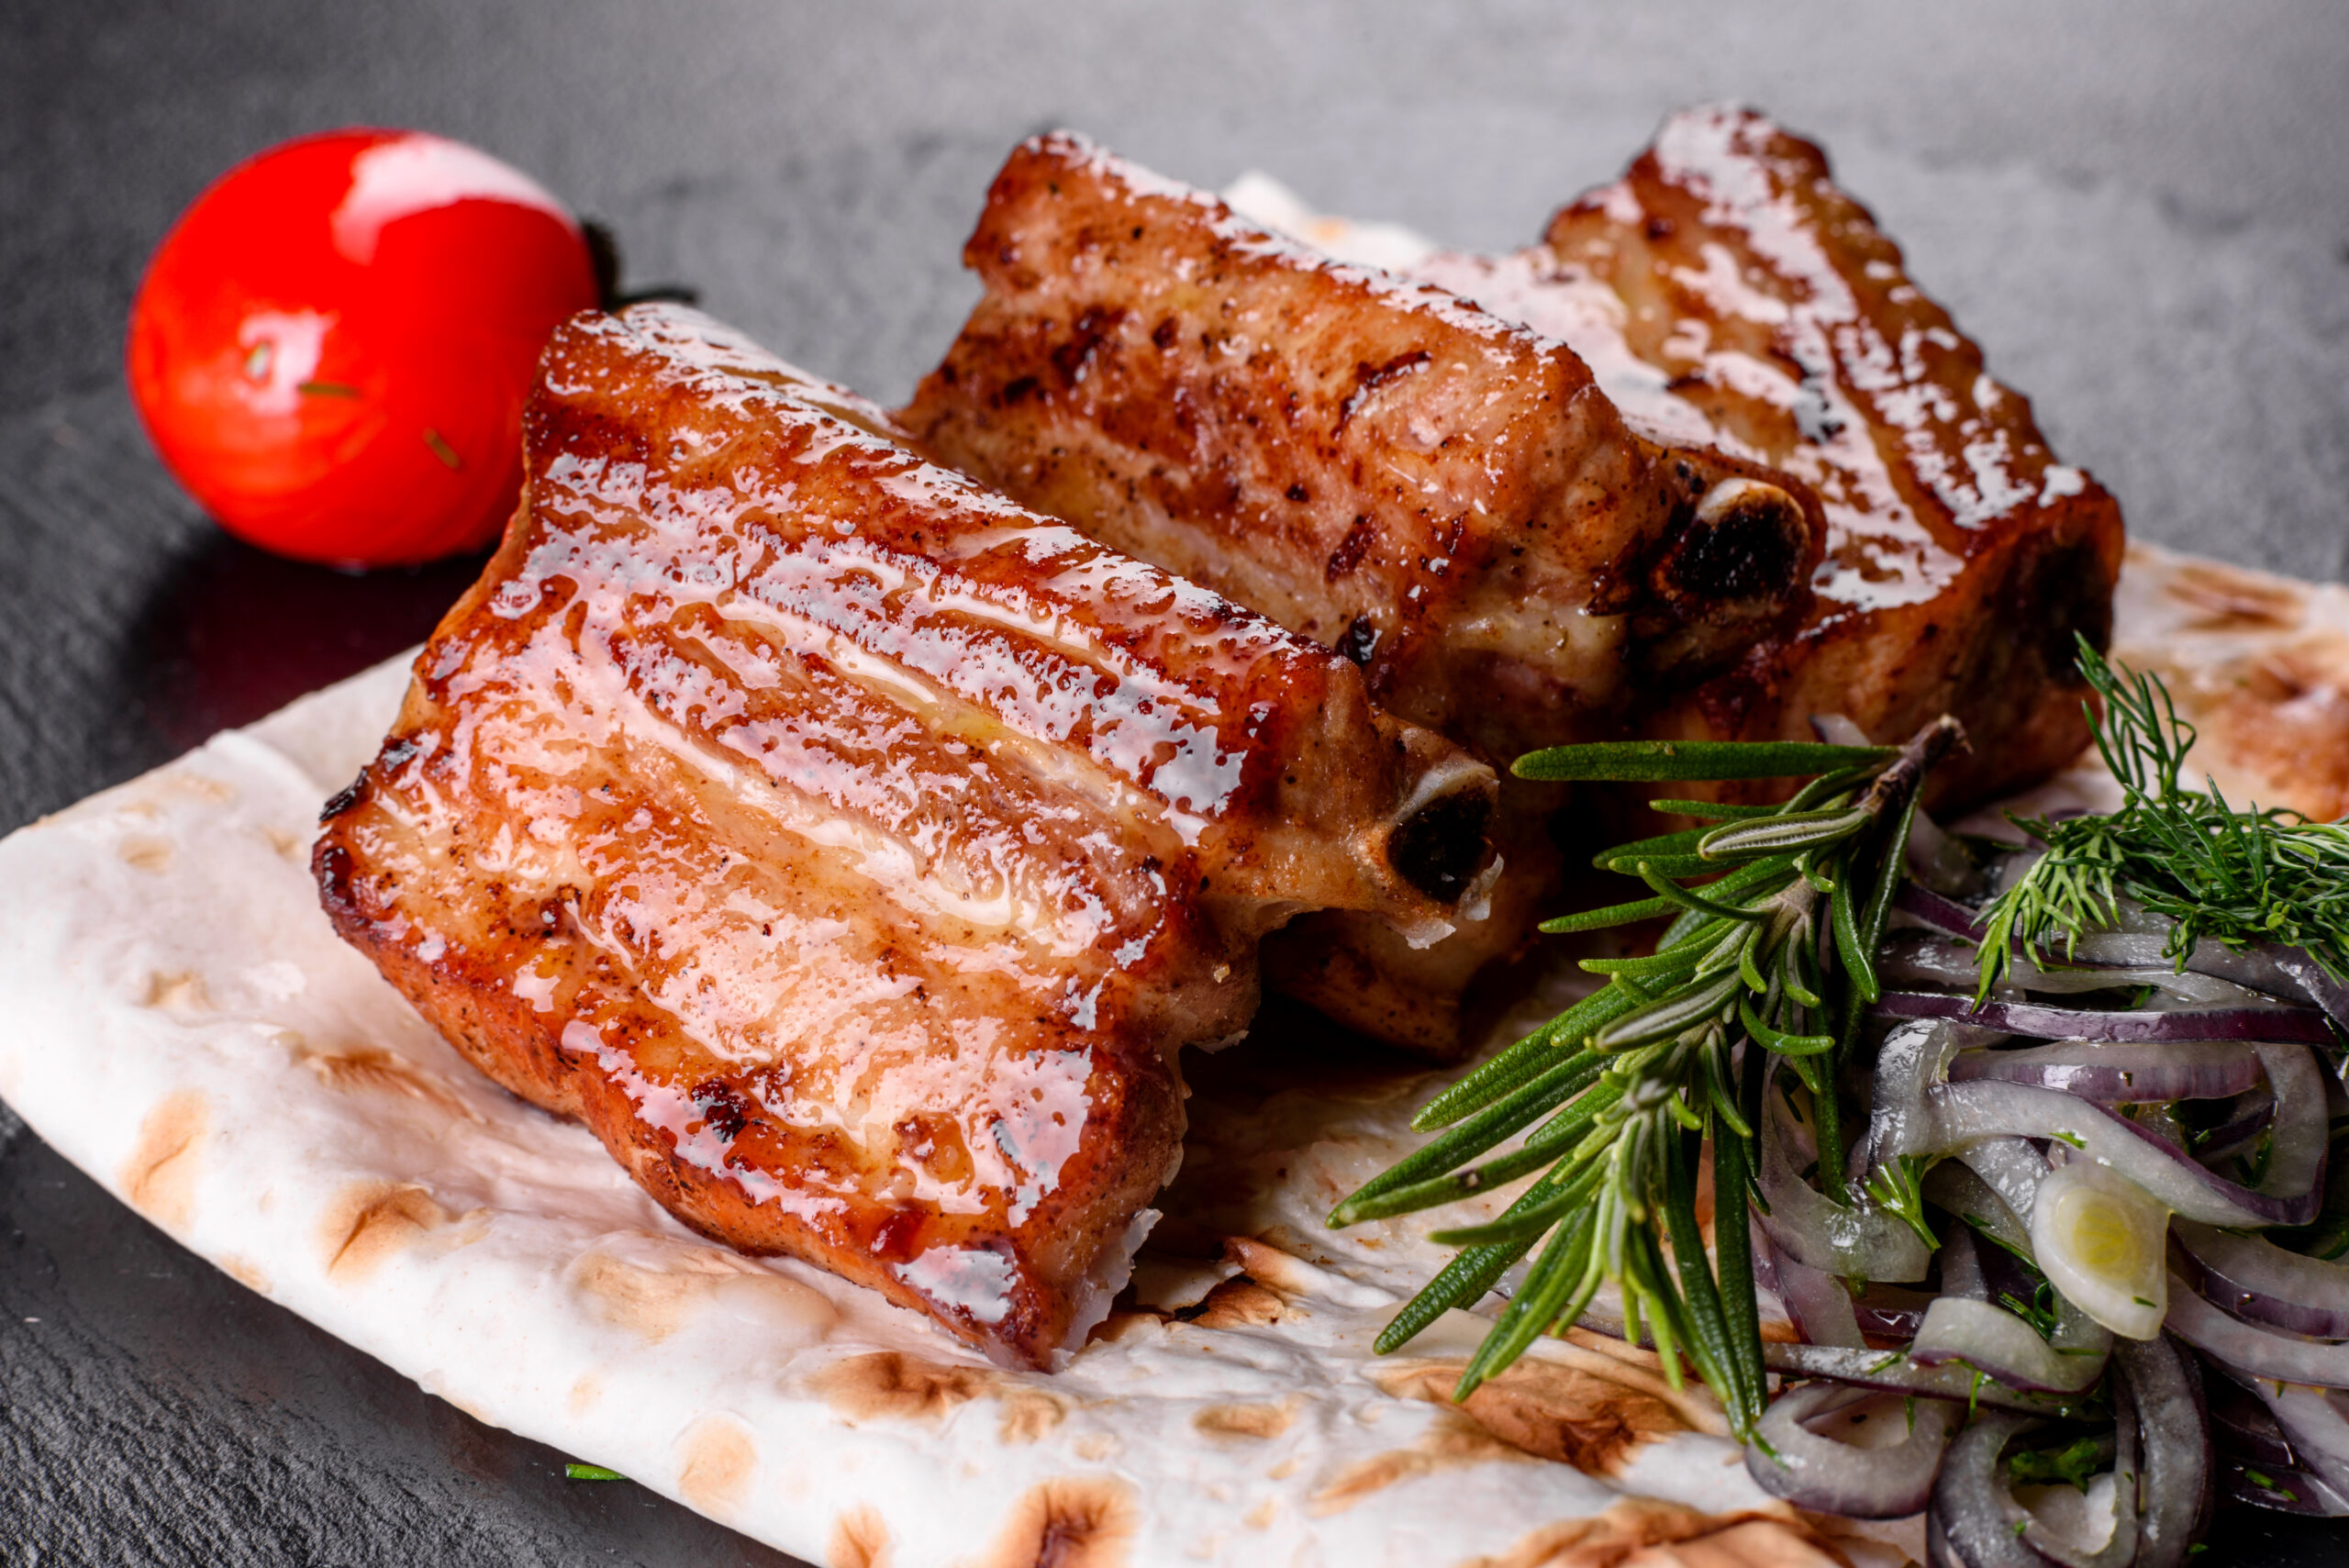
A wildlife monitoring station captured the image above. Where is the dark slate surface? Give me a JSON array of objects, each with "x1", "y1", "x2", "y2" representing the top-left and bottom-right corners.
[{"x1": 2, "y1": 2, "x2": 2345, "y2": 1562}]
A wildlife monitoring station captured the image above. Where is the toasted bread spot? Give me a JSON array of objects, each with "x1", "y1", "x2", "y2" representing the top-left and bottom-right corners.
[
  {"x1": 1373, "y1": 1356, "x2": 1688, "y2": 1476},
  {"x1": 139, "y1": 971, "x2": 210, "y2": 1012},
  {"x1": 1311, "y1": 1407, "x2": 1531, "y2": 1515},
  {"x1": 571, "y1": 1249, "x2": 770, "y2": 1351},
  {"x1": 262, "y1": 827, "x2": 306, "y2": 860},
  {"x1": 1454, "y1": 1496, "x2": 1841, "y2": 1568},
  {"x1": 294, "y1": 1042, "x2": 479, "y2": 1122},
  {"x1": 569, "y1": 1375, "x2": 602, "y2": 1416},
  {"x1": 161, "y1": 771, "x2": 237, "y2": 803},
  {"x1": 2165, "y1": 562, "x2": 2302, "y2": 630},
  {"x1": 829, "y1": 1504, "x2": 892, "y2": 1568},
  {"x1": 1086, "y1": 1309, "x2": 1164, "y2": 1344},
  {"x1": 675, "y1": 1416, "x2": 756, "y2": 1516},
  {"x1": 998, "y1": 1386, "x2": 1070, "y2": 1443},
  {"x1": 1193, "y1": 1400, "x2": 1294, "y2": 1440},
  {"x1": 1186, "y1": 1277, "x2": 1287, "y2": 1329},
  {"x1": 1243, "y1": 1498, "x2": 1277, "y2": 1529},
  {"x1": 217, "y1": 1253, "x2": 272, "y2": 1296},
  {"x1": 321, "y1": 1180, "x2": 451, "y2": 1282},
  {"x1": 118, "y1": 835, "x2": 175, "y2": 873},
  {"x1": 121, "y1": 1091, "x2": 207, "y2": 1229},
  {"x1": 816, "y1": 1351, "x2": 996, "y2": 1424},
  {"x1": 977, "y1": 1476, "x2": 1138, "y2": 1568}
]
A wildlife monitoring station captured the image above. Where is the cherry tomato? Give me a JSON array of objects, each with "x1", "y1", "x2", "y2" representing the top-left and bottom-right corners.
[{"x1": 127, "y1": 128, "x2": 600, "y2": 568}]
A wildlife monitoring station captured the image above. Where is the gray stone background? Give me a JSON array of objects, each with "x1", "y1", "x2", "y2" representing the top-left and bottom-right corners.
[{"x1": 2, "y1": 1, "x2": 2344, "y2": 1562}]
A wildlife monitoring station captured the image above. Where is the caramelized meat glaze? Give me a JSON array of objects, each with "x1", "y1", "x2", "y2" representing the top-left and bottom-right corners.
[
  {"x1": 315, "y1": 305, "x2": 1496, "y2": 1366},
  {"x1": 1424, "y1": 105, "x2": 2124, "y2": 809},
  {"x1": 900, "y1": 131, "x2": 1820, "y2": 1055},
  {"x1": 904, "y1": 122, "x2": 2121, "y2": 1055}
]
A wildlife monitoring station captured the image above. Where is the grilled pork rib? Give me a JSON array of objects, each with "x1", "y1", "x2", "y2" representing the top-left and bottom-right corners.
[
  {"x1": 1419, "y1": 106, "x2": 2124, "y2": 808},
  {"x1": 315, "y1": 305, "x2": 1496, "y2": 1366},
  {"x1": 901, "y1": 131, "x2": 1819, "y2": 1052}
]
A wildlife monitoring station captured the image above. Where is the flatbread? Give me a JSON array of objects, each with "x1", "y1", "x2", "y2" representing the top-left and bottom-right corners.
[{"x1": 0, "y1": 657, "x2": 1871, "y2": 1567}]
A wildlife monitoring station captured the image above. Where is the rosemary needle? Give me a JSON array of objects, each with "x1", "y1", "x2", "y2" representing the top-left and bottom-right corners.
[{"x1": 1330, "y1": 720, "x2": 1965, "y2": 1441}]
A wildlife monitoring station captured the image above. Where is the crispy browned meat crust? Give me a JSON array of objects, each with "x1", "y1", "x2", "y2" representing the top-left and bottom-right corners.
[
  {"x1": 900, "y1": 132, "x2": 1821, "y2": 1053},
  {"x1": 1428, "y1": 105, "x2": 2123, "y2": 810},
  {"x1": 315, "y1": 305, "x2": 1495, "y2": 1365},
  {"x1": 904, "y1": 132, "x2": 1819, "y2": 768}
]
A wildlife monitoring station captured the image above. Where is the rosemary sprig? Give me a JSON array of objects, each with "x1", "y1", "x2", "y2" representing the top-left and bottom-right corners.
[
  {"x1": 1977, "y1": 638, "x2": 2349, "y2": 997},
  {"x1": 1330, "y1": 717, "x2": 1965, "y2": 1438}
]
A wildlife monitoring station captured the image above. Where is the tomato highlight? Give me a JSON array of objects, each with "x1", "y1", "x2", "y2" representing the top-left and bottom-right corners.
[{"x1": 127, "y1": 128, "x2": 599, "y2": 568}]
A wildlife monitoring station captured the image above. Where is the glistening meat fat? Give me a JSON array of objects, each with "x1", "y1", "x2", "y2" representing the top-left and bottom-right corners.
[
  {"x1": 900, "y1": 131, "x2": 1820, "y2": 1055},
  {"x1": 313, "y1": 304, "x2": 1497, "y2": 1368}
]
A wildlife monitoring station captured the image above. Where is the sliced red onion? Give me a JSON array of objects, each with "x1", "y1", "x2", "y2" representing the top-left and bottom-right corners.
[
  {"x1": 2029, "y1": 1160, "x2": 2170, "y2": 1340},
  {"x1": 1889, "y1": 879, "x2": 2349, "y2": 1031},
  {"x1": 2063, "y1": 922, "x2": 2349, "y2": 1029},
  {"x1": 1746, "y1": 1382, "x2": 1963, "y2": 1518},
  {"x1": 1907, "y1": 1229, "x2": 2117, "y2": 1395},
  {"x1": 1851, "y1": 1282, "x2": 1932, "y2": 1341},
  {"x1": 2165, "y1": 1276, "x2": 2349, "y2": 1387},
  {"x1": 2255, "y1": 1381, "x2": 2349, "y2": 1504},
  {"x1": 2219, "y1": 1454, "x2": 2349, "y2": 1515},
  {"x1": 2173, "y1": 1218, "x2": 2349, "y2": 1340},
  {"x1": 1923, "y1": 1159, "x2": 2033, "y2": 1261},
  {"x1": 2000, "y1": 901, "x2": 2349, "y2": 1030},
  {"x1": 1949, "y1": 1040, "x2": 2264, "y2": 1104},
  {"x1": 2257, "y1": 942, "x2": 2349, "y2": 1035},
  {"x1": 2032, "y1": 1407, "x2": 2139, "y2": 1568},
  {"x1": 2112, "y1": 1334, "x2": 2213, "y2": 1568},
  {"x1": 1894, "y1": 881, "x2": 1988, "y2": 941},
  {"x1": 2193, "y1": 1086, "x2": 2277, "y2": 1161},
  {"x1": 1874, "y1": 989, "x2": 2335, "y2": 1046},
  {"x1": 1926, "y1": 1412, "x2": 2048, "y2": 1568},
  {"x1": 1940, "y1": 1222, "x2": 1990, "y2": 1300},
  {"x1": 1864, "y1": 1018, "x2": 1983, "y2": 1172},
  {"x1": 1882, "y1": 930, "x2": 2270, "y2": 1007},
  {"x1": 1762, "y1": 1342, "x2": 2099, "y2": 1418},
  {"x1": 1769, "y1": 1233, "x2": 1866, "y2": 1349},
  {"x1": 2209, "y1": 1372, "x2": 2299, "y2": 1469},
  {"x1": 1919, "y1": 1041, "x2": 2328, "y2": 1228},
  {"x1": 1910, "y1": 1296, "x2": 2111, "y2": 1393},
  {"x1": 1956, "y1": 1139, "x2": 2056, "y2": 1232},
  {"x1": 1759, "y1": 1092, "x2": 1932, "y2": 1284},
  {"x1": 1930, "y1": 1403, "x2": 2147, "y2": 1568}
]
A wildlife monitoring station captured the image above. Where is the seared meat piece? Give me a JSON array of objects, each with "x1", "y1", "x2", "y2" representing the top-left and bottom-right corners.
[
  {"x1": 903, "y1": 130, "x2": 1814, "y2": 770},
  {"x1": 1419, "y1": 106, "x2": 2123, "y2": 808},
  {"x1": 901, "y1": 131, "x2": 1818, "y2": 1053},
  {"x1": 315, "y1": 305, "x2": 1496, "y2": 1367}
]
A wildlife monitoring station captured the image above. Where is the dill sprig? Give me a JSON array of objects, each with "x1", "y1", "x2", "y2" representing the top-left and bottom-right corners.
[
  {"x1": 1977, "y1": 639, "x2": 2349, "y2": 997},
  {"x1": 1329, "y1": 717, "x2": 1965, "y2": 1439}
]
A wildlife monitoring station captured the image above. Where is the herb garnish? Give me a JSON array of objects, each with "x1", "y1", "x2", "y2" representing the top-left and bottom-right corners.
[
  {"x1": 1327, "y1": 718, "x2": 1963, "y2": 1438},
  {"x1": 1977, "y1": 638, "x2": 2349, "y2": 997}
]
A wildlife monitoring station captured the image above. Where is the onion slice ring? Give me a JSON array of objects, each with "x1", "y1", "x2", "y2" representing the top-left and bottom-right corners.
[
  {"x1": 2165, "y1": 1276, "x2": 2349, "y2": 1388},
  {"x1": 1745, "y1": 1382, "x2": 1961, "y2": 1518},
  {"x1": 1762, "y1": 1343, "x2": 2099, "y2": 1418},
  {"x1": 2173, "y1": 1218, "x2": 2349, "y2": 1340},
  {"x1": 1909, "y1": 1296, "x2": 2111, "y2": 1394},
  {"x1": 1948, "y1": 1040, "x2": 2264, "y2": 1104},
  {"x1": 2114, "y1": 1334, "x2": 2212, "y2": 1568},
  {"x1": 1874, "y1": 990, "x2": 2334, "y2": 1046},
  {"x1": 1920, "y1": 1042, "x2": 2328, "y2": 1229}
]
